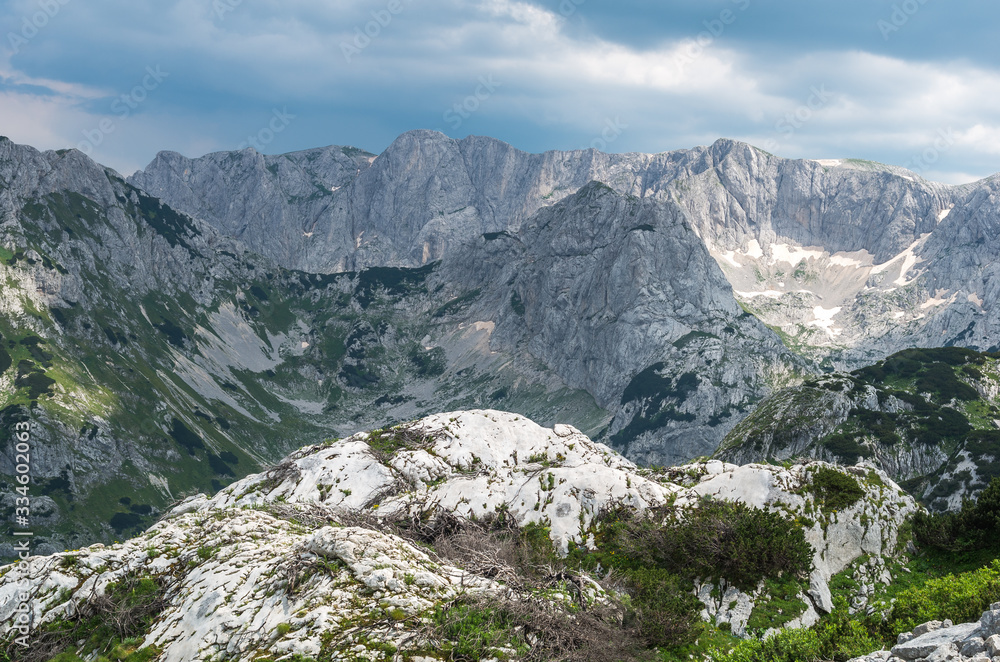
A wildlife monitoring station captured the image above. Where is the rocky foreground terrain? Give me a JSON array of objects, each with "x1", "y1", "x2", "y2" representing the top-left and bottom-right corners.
[
  {"x1": 851, "y1": 607, "x2": 1000, "y2": 662},
  {"x1": 0, "y1": 410, "x2": 919, "y2": 661}
]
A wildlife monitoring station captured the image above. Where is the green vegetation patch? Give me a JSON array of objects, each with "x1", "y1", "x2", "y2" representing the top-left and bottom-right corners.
[
  {"x1": 619, "y1": 362, "x2": 669, "y2": 404},
  {"x1": 432, "y1": 288, "x2": 481, "y2": 318},
  {"x1": 432, "y1": 597, "x2": 531, "y2": 661},
  {"x1": 408, "y1": 346, "x2": 446, "y2": 378},
  {"x1": 120, "y1": 185, "x2": 202, "y2": 250},
  {"x1": 419, "y1": 514, "x2": 688, "y2": 660},
  {"x1": 709, "y1": 554, "x2": 1000, "y2": 662},
  {"x1": 168, "y1": 417, "x2": 205, "y2": 455},
  {"x1": 510, "y1": 291, "x2": 526, "y2": 316},
  {"x1": 810, "y1": 467, "x2": 864, "y2": 513},
  {"x1": 915, "y1": 476, "x2": 1000, "y2": 552},
  {"x1": 887, "y1": 560, "x2": 1000, "y2": 635},
  {"x1": 746, "y1": 576, "x2": 809, "y2": 631},
  {"x1": 822, "y1": 433, "x2": 872, "y2": 464},
  {"x1": 0, "y1": 343, "x2": 11, "y2": 375},
  {"x1": 852, "y1": 347, "x2": 982, "y2": 402},
  {"x1": 612, "y1": 366, "x2": 701, "y2": 449},
  {"x1": 365, "y1": 424, "x2": 436, "y2": 462},
  {"x1": 673, "y1": 330, "x2": 719, "y2": 350},
  {"x1": 581, "y1": 499, "x2": 812, "y2": 593},
  {"x1": 14, "y1": 359, "x2": 56, "y2": 400},
  {"x1": 354, "y1": 263, "x2": 437, "y2": 308}
]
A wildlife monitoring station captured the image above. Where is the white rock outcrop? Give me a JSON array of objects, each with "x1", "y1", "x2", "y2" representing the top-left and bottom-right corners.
[
  {"x1": 0, "y1": 508, "x2": 505, "y2": 662},
  {"x1": 200, "y1": 410, "x2": 682, "y2": 553},
  {"x1": 0, "y1": 410, "x2": 919, "y2": 660},
  {"x1": 849, "y1": 603, "x2": 1000, "y2": 662},
  {"x1": 670, "y1": 459, "x2": 916, "y2": 635}
]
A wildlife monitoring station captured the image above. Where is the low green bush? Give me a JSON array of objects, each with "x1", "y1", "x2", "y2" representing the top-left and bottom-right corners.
[
  {"x1": 915, "y1": 477, "x2": 1000, "y2": 552},
  {"x1": 885, "y1": 559, "x2": 1000, "y2": 635},
  {"x1": 810, "y1": 467, "x2": 864, "y2": 513},
  {"x1": 707, "y1": 626, "x2": 821, "y2": 662},
  {"x1": 624, "y1": 568, "x2": 703, "y2": 648},
  {"x1": 813, "y1": 597, "x2": 885, "y2": 661},
  {"x1": 597, "y1": 499, "x2": 812, "y2": 592}
]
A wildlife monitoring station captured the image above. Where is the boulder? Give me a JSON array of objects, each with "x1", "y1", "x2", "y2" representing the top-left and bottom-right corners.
[
  {"x1": 891, "y1": 623, "x2": 981, "y2": 660},
  {"x1": 986, "y1": 634, "x2": 1000, "y2": 657}
]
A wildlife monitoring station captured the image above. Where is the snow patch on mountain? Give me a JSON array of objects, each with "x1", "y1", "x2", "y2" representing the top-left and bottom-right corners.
[{"x1": 770, "y1": 243, "x2": 826, "y2": 265}]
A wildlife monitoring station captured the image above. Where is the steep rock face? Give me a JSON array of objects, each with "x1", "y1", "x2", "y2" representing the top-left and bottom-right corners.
[
  {"x1": 131, "y1": 133, "x2": 1000, "y2": 368},
  {"x1": 0, "y1": 138, "x2": 611, "y2": 553},
  {"x1": 130, "y1": 131, "x2": 665, "y2": 273},
  {"x1": 129, "y1": 137, "x2": 810, "y2": 467},
  {"x1": 0, "y1": 138, "x2": 274, "y2": 552},
  {"x1": 129, "y1": 145, "x2": 376, "y2": 271},
  {"x1": 614, "y1": 143, "x2": 1000, "y2": 369},
  {"x1": 437, "y1": 182, "x2": 802, "y2": 464}
]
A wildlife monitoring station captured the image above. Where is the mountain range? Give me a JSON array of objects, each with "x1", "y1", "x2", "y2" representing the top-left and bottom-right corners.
[{"x1": 1, "y1": 130, "x2": 999, "y2": 551}]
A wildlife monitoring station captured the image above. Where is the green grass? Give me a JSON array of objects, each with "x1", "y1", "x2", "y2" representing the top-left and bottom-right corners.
[
  {"x1": 746, "y1": 576, "x2": 809, "y2": 631},
  {"x1": 709, "y1": 553, "x2": 1000, "y2": 662},
  {"x1": 433, "y1": 599, "x2": 530, "y2": 661}
]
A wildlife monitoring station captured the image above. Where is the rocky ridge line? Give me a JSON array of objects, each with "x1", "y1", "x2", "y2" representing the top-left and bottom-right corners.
[{"x1": 0, "y1": 410, "x2": 917, "y2": 660}]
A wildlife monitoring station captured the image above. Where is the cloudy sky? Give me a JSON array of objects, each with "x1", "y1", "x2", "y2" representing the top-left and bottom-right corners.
[{"x1": 1, "y1": 0, "x2": 998, "y2": 183}]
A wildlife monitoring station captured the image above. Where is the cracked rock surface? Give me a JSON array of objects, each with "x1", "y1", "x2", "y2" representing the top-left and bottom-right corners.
[{"x1": 0, "y1": 410, "x2": 917, "y2": 660}]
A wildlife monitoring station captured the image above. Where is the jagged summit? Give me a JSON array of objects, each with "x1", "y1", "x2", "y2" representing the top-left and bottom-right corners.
[{"x1": 126, "y1": 128, "x2": 1000, "y2": 378}]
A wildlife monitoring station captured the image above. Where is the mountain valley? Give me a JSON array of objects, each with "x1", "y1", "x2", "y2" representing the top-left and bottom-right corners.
[{"x1": 0, "y1": 131, "x2": 999, "y2": 557}]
